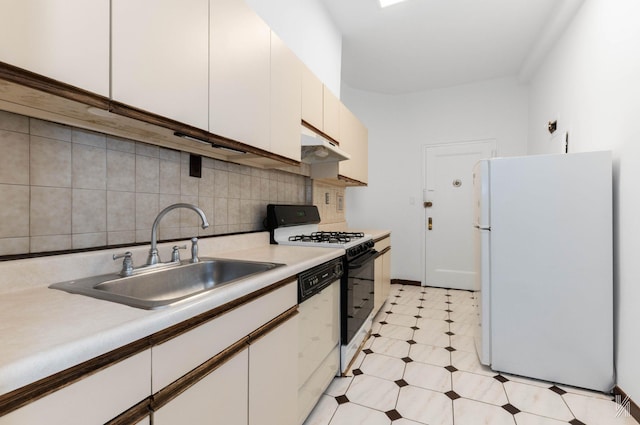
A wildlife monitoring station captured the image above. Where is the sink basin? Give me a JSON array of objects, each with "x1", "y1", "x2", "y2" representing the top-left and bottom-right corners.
[{"x1": 49, "y1": 258, "x2": 284, "y2": 309}]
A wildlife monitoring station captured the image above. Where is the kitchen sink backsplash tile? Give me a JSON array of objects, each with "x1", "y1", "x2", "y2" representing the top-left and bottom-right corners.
[{"x1": 0, "y1": 110, "x2": 310, "y2": 256}]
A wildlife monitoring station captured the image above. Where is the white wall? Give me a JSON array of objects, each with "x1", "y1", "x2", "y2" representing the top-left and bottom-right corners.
[
  {"x1": 245, "y1": 0, "x2": 342, "y2": 96},
  {"x1": 527, "y1": 0, "x2": 640, "y2": 400},
  {"x1": 342, "y1": 77, "x2": 528, "y2": 281}
]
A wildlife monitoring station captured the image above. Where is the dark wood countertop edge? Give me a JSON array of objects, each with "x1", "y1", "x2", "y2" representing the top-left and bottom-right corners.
[{"x1": 373, "y1": 233, "x2": 391, "y2": 243}]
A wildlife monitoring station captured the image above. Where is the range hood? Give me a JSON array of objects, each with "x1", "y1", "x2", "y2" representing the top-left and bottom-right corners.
[{"x1": 300, "y1": 126, "x2": 350, "y2": 164}]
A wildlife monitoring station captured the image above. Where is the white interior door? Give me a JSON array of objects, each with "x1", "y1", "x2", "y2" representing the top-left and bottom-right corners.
[{"x1": 424, "y1": 141, "x2": 495, "y2": 290}]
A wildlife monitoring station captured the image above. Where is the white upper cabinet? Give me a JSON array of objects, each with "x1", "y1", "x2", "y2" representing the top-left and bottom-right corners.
[
  {"x1": 112, "y1": 0, "x2": 209, "y2": 130},
  {"x1": 301, "y1": 64, "x2": 323, "y2": 132},
  {"x1": 0, "y1": 0, "x2": 110, "y2": 96},
  {"x1": 323, "y1": 86, "x2": 341, "y2": 141},
  {"x1": 339, "y1": 103, "x2": 368, "y2": 184},
  {"x1": 270, "y1": 31, "x2": 302, "y2": 162},
  {"x1": 210, "y1": 0, "x2": 271, "y2": 151}
]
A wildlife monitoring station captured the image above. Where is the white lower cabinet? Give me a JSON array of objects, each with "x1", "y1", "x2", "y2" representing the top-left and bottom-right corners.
[
  {"x1": 0, "y1": 350, "x2": 151, "y2": 425},
  {"x1": 152, "y1": 314, "x2": 298, "y2": 425},
  {"x1": 153, "y1": 349, "x2": 249, "y2": 425},
  {"x1": 0, "y1": 282, "x2": 298, "y2": 424},
  {"x1": 151, "y1": 280, "x2": 298, "y2": 424},
  {"x1": 374, "y1": 237, "x2": 392, "y2": 312},
  {"x1": 249, "y1": 316, "x2": 298, "y2": 425}
]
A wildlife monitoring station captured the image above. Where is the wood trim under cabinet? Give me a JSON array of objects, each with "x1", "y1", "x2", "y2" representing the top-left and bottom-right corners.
[
  {"x1": 613, "y1": 386, "x2": 640, "y2": 423},
  {"x1": 338, "y1": 174, "x2": 367, "y2": 187},
  {"x1": 0, "y1": 61, "x2": 109, "y2": 109},
  {"x1": 111, "y1": 101, "x2": 299, "y2": 167},
  {"x1": 301, "y1": 120, "x2": 340, "y2": 146},
  {"x1": 0, "y1": 276, "x2": 296, "y2": 417},
  {"x1": 0, "y1": 61, "x2": 300, "y2": 168}
]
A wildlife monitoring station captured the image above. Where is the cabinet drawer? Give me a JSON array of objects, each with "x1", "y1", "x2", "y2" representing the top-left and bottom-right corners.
[
  {"x1": 152, "y1": 281, "x2": 296, "y2": 392},
  {"x1": 374, "y1": 236, "x2": 391, "y2": 251},
  {"x1": 0, "y1": 350, "x2": 151, "y2": 425},
  {"x1": 153, "y1": 349, "x2": 248, "y2": 425}
]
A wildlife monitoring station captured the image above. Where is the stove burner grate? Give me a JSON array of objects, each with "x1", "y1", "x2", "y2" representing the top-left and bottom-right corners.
[{"x1": 288, "y1": 231, "x2": 365, "y2": 244}]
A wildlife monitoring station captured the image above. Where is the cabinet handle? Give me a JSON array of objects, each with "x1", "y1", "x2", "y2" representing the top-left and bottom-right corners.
[{"x1": 428, "y1": 217, "x2": 433, "y2": 230}]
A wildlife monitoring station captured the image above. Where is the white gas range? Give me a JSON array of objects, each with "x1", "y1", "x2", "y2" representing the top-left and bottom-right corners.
[{"x1": 266, "y1": 204, "x2": 377, "y2": 378}]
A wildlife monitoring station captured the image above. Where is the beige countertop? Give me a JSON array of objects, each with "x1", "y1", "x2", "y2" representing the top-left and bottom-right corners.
[
  {"x1": 0, "y1": 233, "x2": 343, "y2": 395},
  {"x1": 359, "y1": 229, "x2": 391, "y2": 241},
  {"x1": 317, "y1": 223, "x2": 391, "y2": 242}
]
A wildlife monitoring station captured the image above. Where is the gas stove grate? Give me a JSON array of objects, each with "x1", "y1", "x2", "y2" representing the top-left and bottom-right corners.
[{"x1": 288, "y1": 231, "x2": 365, "y2": 244}]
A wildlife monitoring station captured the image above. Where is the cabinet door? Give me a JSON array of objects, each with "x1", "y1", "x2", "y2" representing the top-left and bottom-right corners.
[
  {"x1": 339, "y1": 103, "x2": 369, "y2": 184},
  {"x1": 323, "y1": 86, "x2": 340, "y2": 141},
  {"x1": 152, "y1": 281, "x2": 296, "y2": 393},
  {"x1": 210, "y1": 0, "x2": 271, "y2": 150},
  {"x1": 270, "y1": 32, "x2": 301, "y2": 161},
  {"x1": 301, "y1": 65, "x2": 323, "y2": 132},
  {"x1": 0, "y1": 350, "x2": 151, "y2": 425},
  {"x1": 112, "y1": 0, "x2": 209, "y2": 129},
  {"x1": 374, "y1": 255, "x2": 384, "y2": 312},
  {"x1": 249, "y1": 316, "x2": 298, "y2": 425},
  {"x1": 153, "y1": 349, "x2": 248, "y2": 425},
  {"x1": 382, "y1": 250, "x2": 391, "y2": 301},
  {"x1": 0, "y1": 0, "x2": 109, "y2": 96}
]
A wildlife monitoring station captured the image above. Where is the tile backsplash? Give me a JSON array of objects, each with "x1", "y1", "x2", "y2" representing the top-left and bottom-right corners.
[
  {"x1": 312, "y1": 180, "x2": 346, "y2": 224},
  {"x1": 0, "y1": 111, "x2": 311, "y2": 256}
]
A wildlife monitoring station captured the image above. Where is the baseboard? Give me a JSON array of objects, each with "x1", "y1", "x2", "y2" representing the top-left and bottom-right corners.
[
  {"x1": 391, "y1": 279, "x2": 421, "y2": 286},
  {"x1": 613, "y1": 386, "x2": 640, "y2": 423}
]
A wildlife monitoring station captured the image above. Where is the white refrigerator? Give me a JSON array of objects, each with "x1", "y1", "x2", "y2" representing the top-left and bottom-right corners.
[{"x1": 472, "y1": 151, "x2": 614, "y2": 392}]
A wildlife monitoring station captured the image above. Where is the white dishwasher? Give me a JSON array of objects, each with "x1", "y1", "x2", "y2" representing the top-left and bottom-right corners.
[{"x1": 297, "y1": 257, "x2": 343, "y2": 425}]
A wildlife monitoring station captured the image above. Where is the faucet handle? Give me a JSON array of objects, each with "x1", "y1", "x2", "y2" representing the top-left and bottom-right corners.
[
  {"x1": 171, "y1": 245, "x2": 187, "y2": 262},
  {"x1": 113, "y1": 251, "x2": 134, "y2": 277},
  {"x1": 190, "y1": 237, "x2": 200, "y2": 263}
]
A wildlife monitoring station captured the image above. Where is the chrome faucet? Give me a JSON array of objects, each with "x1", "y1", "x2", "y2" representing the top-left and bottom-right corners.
[{"x1": 147, "y1": 203, "x2": 209, "y2": 265}]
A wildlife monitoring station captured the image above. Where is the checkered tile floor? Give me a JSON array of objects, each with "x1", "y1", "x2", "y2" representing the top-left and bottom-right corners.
[{"x1": 303, "y1": 284, "x2": 636, "y2": 425}]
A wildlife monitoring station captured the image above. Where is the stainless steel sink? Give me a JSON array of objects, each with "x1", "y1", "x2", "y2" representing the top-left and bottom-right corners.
[{"x1": 49, "y1": 258, "x2": 284, "y2": 309}]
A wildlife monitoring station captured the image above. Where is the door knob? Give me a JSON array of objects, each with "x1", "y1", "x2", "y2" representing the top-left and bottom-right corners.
[{"x1": 424, "y1": 201, "x2": 433, "y2": 208}]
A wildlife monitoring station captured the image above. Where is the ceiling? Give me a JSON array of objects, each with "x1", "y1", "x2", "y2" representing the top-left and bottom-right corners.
[{"x1": 319, "y1": 0, "x2": 562, "y2": 94}]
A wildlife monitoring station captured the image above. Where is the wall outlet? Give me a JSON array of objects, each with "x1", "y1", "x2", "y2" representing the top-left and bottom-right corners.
[{"x1": 325, "y1": 192, "x2": 330, "y2": 204}]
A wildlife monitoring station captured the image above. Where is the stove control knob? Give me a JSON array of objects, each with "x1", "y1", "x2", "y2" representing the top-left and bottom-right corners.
[{"x1": 334, "y1": 262, "x2": 343, "y2": 277}]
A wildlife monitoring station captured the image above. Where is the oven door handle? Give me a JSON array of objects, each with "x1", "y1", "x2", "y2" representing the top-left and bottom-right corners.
[{"x1": 348, "y1": 250, "x2": 378, "y2": 269}]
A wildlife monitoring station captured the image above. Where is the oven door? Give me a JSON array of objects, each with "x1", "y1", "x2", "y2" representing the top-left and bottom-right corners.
[{"x1": 341, "y1": 249, "x2": 377, "y2": 348}]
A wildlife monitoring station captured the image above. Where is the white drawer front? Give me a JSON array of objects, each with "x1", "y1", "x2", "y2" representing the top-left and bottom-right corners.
[
  {"x1": 0, "y1": 350, "x2": 151, "y2": 425},
  {"x1": 152, "y1": 281, "x2": 296, "y2": 392}
]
